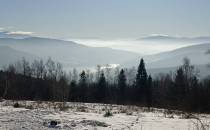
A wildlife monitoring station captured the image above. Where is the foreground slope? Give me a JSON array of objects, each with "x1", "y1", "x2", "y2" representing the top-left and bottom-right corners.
[{"x1": 0, "y1": 100, "x2": 209, "y2": 130}]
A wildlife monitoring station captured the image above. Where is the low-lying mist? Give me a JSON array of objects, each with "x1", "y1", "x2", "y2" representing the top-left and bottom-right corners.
[{"x1": 69, "y1": 38, "x2": 199, "y2": 55}]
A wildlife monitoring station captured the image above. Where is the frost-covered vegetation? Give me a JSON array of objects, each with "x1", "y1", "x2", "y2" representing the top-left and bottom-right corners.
[{"x1": 0, "y1": 100, "x2": 210, "y2": 130}]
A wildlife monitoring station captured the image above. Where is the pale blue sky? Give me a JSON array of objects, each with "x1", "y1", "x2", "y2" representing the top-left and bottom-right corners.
[{"x1": 0, "y1": 0, "x2": 210, "y2": 39}]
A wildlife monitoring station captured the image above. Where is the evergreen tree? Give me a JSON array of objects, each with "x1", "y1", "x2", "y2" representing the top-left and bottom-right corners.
[
  {"x1": 175, "y1": 67, "x2": 186, "y2": 105},
  {"x1": 190, "y1": 76, "x2": 200, "y2": 111},
  {"x1": 78, "y1": 71, "x2": 87, "y2": 102},
  {"x1": 118, "y1": 69, "x2": 127, "y2": 104},
  {"x1": 136, "y1": 58, "x2": 148, "y2": 103},
  {"x1": 97, "y1": 72, "x2": 106, "y2": 102},
  {"x1": 146, "y1": 75, "x2": 152, "y2": 108},
  {"x1": 59, "y1": 75, "x2": 68, "y2": 102},
  {"x1": 69, "y1": 80, "x2": 77, "y2": 101}
]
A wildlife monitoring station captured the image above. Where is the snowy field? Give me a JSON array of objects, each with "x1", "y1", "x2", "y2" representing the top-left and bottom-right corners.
[{"x1": 0, "y1": 100, "x2": 210, "y2": 130}]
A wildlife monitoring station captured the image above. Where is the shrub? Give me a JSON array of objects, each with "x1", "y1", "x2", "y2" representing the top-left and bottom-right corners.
[
  {"x1": 81, "y1": 120, "x2": 108, "y2": 127},
  {"x1": 180, "y1": 113, "x2": 194, "y2": 119},
  {"x1": 13, "y1": 102, "x2": 20, "y2": 108},
  {"x1": 76, "y1": 106, "x2": 87, "y2": 112},
  {"x1": 103, "y1": 110, "x2": 113, "y2": 117},
  {"x1": 126, "y1": 111, "x2": 133, "y2": 115},
  {"x1": 25, "y1": 105, "x2": 33, "y2": 109},
  {"x1": 59, "y1": 105, "x2": 69, "y2": 111}
]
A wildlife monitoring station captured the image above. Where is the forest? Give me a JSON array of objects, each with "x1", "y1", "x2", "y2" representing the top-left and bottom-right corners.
[{"x1": 0, "y1": 57, "x2": 210, "y2": 113}]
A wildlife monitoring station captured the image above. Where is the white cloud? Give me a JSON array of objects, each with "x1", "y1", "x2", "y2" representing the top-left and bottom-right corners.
[
  {"x1": 0, "y1": 27, "x2": 4, "y2": 31},
  {"x1": 6, "y1": 31, "x2": 34, "y2": 35}
]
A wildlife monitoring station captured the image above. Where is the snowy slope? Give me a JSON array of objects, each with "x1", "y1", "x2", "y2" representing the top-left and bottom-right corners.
[{"x1": 0, "y1": 100, "x2": 209, "y2": 130}]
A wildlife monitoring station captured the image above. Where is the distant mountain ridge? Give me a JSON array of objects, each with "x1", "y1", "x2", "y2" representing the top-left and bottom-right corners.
[
  {"x1": 1, "y1": 36, "x2": 210, "y2": 78},
  {"x1": 125, "y1": 42, "x2": 210, "y2": 69},
  {"x1": 0, "y1": 37, "x2": 140, "y2": 68},
  {"x1": 147, "y1": 64, "x2": 210, "y2": 79},
  {"x1": 0, "y1": 46, "x2": 39, "y2": 68},
  {"x1": 0, "y1": 31, "x2": 32, "y2": 39},
  {"x1": 137, "y1": 35, "x2": 210, "y2": 43}
]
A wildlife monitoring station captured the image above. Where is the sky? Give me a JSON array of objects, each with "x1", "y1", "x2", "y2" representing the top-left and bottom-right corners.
[{"x1": 0, "y1": 0, "x2": 210, "y2": 39}]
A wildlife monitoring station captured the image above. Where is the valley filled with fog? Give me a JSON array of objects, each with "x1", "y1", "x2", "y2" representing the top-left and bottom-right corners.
[
  {"x1": 0, "y1": 35, "x2": 210, "y2": 78},
  {"x1": 69, "y1": 35, "x2": 210, "y2": 55},
  {"x1": 1, "y1": 0, "x2": 210, "y2": 129}
]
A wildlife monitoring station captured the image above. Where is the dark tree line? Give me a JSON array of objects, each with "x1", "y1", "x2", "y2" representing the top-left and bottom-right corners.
[{"x1": 0, "y1": 57, "x2": 210, "y2": 113}]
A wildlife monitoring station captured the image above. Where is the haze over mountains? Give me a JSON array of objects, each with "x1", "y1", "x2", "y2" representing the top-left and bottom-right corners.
[
  {"x1": 0, "y1": 37, "x2": 139, "y2": 69},
  {"x1": 138, "y1": 35, "x2": 210, "y2": 43},
  {"x1": 70, "y1": 35, "x2": 210, "y2": 55},
  {"x1": 0, "y1": 35, "x2": 209, "y2": 77},
  {"x1": 0, "y1": 45, "x2": 38, "y2": 66},
  {"x1": 126, "y1": 42, "x2": 210, "y2": 68}
]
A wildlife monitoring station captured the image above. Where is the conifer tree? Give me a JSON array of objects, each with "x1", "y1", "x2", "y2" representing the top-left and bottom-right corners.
[
  {"x1": 118, "y1": 69, "x2": 127, "y2": 104},
  {"x1": 175, "y1": 67, "x2": 186, "y2": 104},
  {"x1": 136, "y1": 58, "x2": 148, "y2": 103},
  {"x1": 78, "y1": 71, "x2": 87, "y2": 101},
  {"x1": 146, "y1": 75, "x2": 152, "y2": 108},
  {"x1": 69, "y1": 80, "x2": 77, "y2": 101},
  {"x1": 97, "y1": 72, "x2": 106, "y2": 102}
]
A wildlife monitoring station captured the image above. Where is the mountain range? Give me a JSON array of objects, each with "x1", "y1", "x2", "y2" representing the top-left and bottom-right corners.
[
  {"x1": 0, "y1": 37, "x2": 139, "y2": 68},
  {"x1": 137, "y1": 35, "x2": 210, "y2": 44},
  {"x1": 0, "y1": 36, "x2": 209, "y2": 78}
]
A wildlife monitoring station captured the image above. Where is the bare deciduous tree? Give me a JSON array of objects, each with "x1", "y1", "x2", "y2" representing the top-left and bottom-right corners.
[{"x1": 31, "y1": 59, "x2": 46, "y2": 79}]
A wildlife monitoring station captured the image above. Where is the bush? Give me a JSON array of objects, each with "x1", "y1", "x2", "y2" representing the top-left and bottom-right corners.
[
  {"x1": 76, "y1": 106, "x2": 87, "y2": 112},
  {"x1": 25, "y1": 105, "x2": 33, "y2": 109},
  {"x1": 81, "y1": 120, "x2": 108, "y2": 127},
  {"x1": 180, "y1": 113, "x2": 194, "y2": 119},
  {"x1": 103, "y1": 110, "x2": 113, "y2": 117},
  {"x1": 59, "y1": 105, "x2": 69, "y2": 111},
  {"x1": 126, "y1": 111, "x2": 133, "y2": 115},
  {"x1": 13, "y1": 102, "x2": 20, "y2": 108}
]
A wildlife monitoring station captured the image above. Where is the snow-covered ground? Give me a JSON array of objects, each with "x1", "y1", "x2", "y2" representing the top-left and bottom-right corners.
[{"x1": 0, "y1": 100, "x2": 210, "y2": 130}]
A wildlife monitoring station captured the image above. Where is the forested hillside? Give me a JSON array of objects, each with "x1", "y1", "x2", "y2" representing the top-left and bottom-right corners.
[{"x1": 1, "y1": 57, "x2": 210, "y2": 113}]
